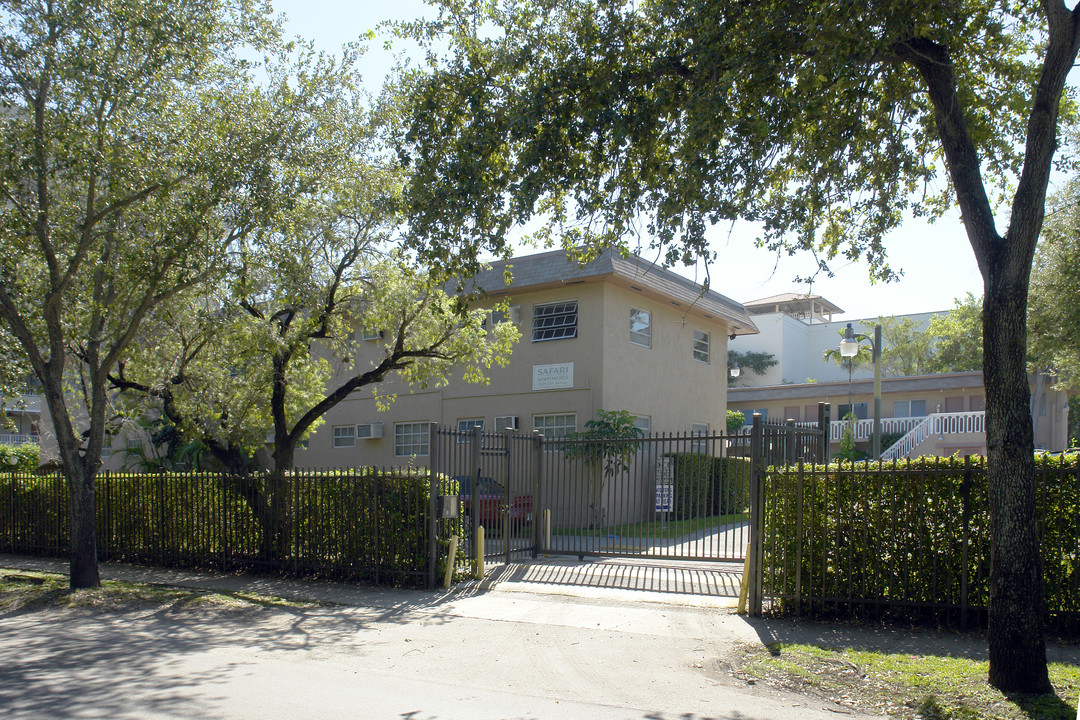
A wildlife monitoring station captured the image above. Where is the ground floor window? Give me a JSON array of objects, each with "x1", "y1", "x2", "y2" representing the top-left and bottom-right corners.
[
  {"x1": 395, "y1": 422, "x2": 430, "y2": 457},
  {"x1": 333, "y1": 425, "x2": 356, "y2": 448},
  {"x1": 533, "y1": 413, "x2": 576, "y2": 440}
]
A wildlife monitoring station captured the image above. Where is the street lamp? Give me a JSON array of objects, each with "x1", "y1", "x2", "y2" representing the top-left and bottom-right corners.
[
  {"x1": 840, "y1": 322, "x2": 882, "y2": 459},
  {"x1": 729, "y1": 361, "x2": 740, "y2": 379}
]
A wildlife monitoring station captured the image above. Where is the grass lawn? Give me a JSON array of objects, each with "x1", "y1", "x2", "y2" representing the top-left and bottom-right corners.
[
  {"x1": 0, "y1": 569, "x2": 325, "y2": 615},
  {"x1": 553, "y1": 512, "x2": 748, "y2": 538},
  {"x1": 738, "y1": 642, "x2": 1080, "y2": 719}
]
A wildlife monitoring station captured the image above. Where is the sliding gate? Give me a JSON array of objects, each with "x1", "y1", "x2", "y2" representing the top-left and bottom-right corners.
[{"x1": 432, "y1": 413, "x2": 828, "y2": 567}]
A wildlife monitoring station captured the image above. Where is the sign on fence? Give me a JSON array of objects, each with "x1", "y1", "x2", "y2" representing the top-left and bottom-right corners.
[{"x1": 655, "y1": 457, "x2": 674, "y2": 512}]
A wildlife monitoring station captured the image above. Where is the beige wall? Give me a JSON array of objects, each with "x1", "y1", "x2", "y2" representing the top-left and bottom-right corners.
[{"x1": 296, "y1": 277, "x2": 735, "y2": 469}]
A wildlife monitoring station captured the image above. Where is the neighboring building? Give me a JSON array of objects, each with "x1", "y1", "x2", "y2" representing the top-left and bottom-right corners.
[
  {"x1": 728, "y1": 293, "x2": 1070, "y2": 457},
  {"x1": 295, "y1": 249, "x2": 758, "y2": 468},
  {"x1": 734, "y1": 293, "x2": 939, "y2": 386}
]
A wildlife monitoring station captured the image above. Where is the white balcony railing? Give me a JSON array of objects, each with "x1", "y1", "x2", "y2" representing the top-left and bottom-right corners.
[{"x1": 0, "y1": 433, "x2": 39, "y2": 445}]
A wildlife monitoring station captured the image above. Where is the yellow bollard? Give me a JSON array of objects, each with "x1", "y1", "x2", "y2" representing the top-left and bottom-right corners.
[
  {"x1": 543, "y1": 508, "x2": 551, "y2": 551},
  {"x1": 475, "y1": 525, "x2": 485, "y2": 579},
  {"x1": 737, "y1": 550, "x2": 751, "y2": 615},
  {"x1": 443, "y1": 534, "x2": 458, "y2": 588}
]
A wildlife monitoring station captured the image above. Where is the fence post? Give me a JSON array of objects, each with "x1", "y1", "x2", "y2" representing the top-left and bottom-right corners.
[
  {"x1": 817, "y1": 402, "x2": 831, "y2": 463},
  {"x1": 427, "y1": 423, "x2": 440, "y2": 590},
  {"x1": 960, "y1": 454, "x2": 972, "y2": 630},
  {"x1": 533, "y1": 431, "x2": 543, "y2": 558},
  {"x1": 748, "y1": 412, "x2": 765, "y2": 616},
  {"x1": 471, "y1": 424, "x2": 483, "y2": 573},
  {"x1": 785, "y1": 419, "x2": 797, "y2": 466},
  {"x1": 503, "y1": 426, "x2": 512, "y2": 566}
]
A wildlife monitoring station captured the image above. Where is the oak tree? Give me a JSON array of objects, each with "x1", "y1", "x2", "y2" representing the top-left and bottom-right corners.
[{"x1": 396, "y1": 0, "x2": 1080, "y2": 691}]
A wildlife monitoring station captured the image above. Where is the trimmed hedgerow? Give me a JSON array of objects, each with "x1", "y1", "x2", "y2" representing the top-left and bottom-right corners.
[{"x1": 760, "y1": 454, "x2": 1080, "y2": 631}]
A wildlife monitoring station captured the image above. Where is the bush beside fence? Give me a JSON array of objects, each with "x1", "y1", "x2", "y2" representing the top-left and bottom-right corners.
[
  {"x1": 0, "y1": 469, "x2": 462, "y2": 588},
  {"x1": 664, "y1": 453, "x2": 752, "y2": 519},
  {"x1": 761, "y1": 455, "x2": 1080, "y2": 630}
]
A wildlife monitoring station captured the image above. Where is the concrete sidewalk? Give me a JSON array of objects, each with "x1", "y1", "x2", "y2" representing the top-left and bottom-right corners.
[{"x1": 0, "y1": 553, "x2": 743, "y2": 610}]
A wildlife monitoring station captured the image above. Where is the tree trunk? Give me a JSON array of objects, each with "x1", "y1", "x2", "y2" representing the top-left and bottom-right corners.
[
  {"x1": 43, "y1": 382, "x2": 101, "y2": 589},
  {"x1": 982, "y1": 259, "x2": 1052, "y2": 693}
]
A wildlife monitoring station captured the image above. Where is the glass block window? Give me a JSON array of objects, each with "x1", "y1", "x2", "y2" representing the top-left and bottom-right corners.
[
  {"x1": 533, "y1": 413, "x2": 577, "y2": 440},
  {"x1": 630, "y1": 308, "x2": 651, "y2": 347},
  {"x1": 394, "y1": 422, "x2": 430, "y2": 457},
  {"x1": 633, "y1": 415, "x2": 651, "y2": 436},
  {"x1": 332, "y1": 425, "x2": 355, "y2": 448},
  {"x1": 532, "y1": 301, "x2": 578, "y2": 342},
  {"x1": 693, "y1": 330, "x2": 710, "y2": 363}
]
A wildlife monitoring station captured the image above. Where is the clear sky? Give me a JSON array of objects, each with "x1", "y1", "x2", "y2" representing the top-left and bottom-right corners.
[{"x1": 270, "y1": 0, "x2": 1000, "y2": 322}]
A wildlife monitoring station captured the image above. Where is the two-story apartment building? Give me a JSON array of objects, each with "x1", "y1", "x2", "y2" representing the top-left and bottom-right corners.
[{"x1": 295, "y1": 249, "x2": 758, "y2": 468}]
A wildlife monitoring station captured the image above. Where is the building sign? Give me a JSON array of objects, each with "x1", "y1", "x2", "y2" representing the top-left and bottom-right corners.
[
  {"x1": 533, "y1": 362, "x2": 574, "y2": 390},
  {"x1": 655, "y1": 457, "x2": 674, "y2": 512}
]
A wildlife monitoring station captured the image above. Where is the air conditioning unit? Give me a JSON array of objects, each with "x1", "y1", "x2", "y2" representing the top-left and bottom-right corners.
[
  {"x1": 494, "y1": 415, "x2": 519, "y2": 431},
  {"x1": 356, "y1": 422, "x2": 383, "y2": 439}
]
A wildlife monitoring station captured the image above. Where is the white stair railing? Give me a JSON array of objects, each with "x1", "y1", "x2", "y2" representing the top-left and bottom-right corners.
[{"x1": 879, "y1": 411, "x2": 986, "y2": 460}]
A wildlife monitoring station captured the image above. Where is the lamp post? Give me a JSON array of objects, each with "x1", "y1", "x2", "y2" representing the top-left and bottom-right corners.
[
  {"x1": 729, "y1": 361, "x2": 740, "y2": 379},
  {"x1": 840, "y1": 322, "x2": 882, "y2": 459}
]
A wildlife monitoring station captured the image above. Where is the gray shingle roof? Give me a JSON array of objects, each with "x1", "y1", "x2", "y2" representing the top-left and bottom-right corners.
[{"x1": 457, "y1": 248, "x2": 758, "y2": 334}]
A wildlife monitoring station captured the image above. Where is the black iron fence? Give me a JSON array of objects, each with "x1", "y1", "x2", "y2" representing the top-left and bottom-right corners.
[
  {"x1": 0, "y1": 468, "x2": 462, "y2": 588},
  {"x1": 755, "y1": 455, "x2": 1080, "y2": 631},
  {"x1": 434, "y1": 411, "x2": 830, "y2": 566}
]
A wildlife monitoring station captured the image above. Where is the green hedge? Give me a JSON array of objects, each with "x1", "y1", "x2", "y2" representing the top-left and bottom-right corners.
[
  {"x1": 663, "y1": 453, "x2": 751, "y2": 519},
  {"x1": 761, "y1": 455, "x2": 1080, "y2": 630},
  {"x1": 0, "y1": 468, "x2": 459, "y2": 588}
]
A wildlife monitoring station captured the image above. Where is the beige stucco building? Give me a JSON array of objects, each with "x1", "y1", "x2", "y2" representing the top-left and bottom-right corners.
[{"x1": 294, "y1": 249, "x2": 758, "y2": 468}]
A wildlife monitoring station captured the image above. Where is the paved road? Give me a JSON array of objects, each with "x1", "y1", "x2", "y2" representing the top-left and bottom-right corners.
[{"x1": 0, "y1": 555, "x2": 889, "y2": 720}]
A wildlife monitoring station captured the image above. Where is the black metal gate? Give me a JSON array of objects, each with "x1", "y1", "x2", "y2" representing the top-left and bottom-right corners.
[
  {"x1": 432, "y1": 409, "x2": 829, "y2": 571},
  {"x1": 432, "y1": 426, "x2": 540, "y2": 565}
]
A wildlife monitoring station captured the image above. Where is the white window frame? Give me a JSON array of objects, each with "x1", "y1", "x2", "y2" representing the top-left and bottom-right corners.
[
  {"x1": 693, "y1": 330, "x2": 710, "y2": 364},
  {"x1": 456, "y1": 418, "x2": 485, "y2": 433},
  {"x1": 532, "y1": 301, "x2": 578, "y2": 342},
  {"x1": 332, "y1": 425, "x2": 356, "y2": 448},
  {"x1": 533, "y1": 413, "x2": 577, "y2": 440},
  {"x1": 394, "y1": 421, "x2": 430, "y2": 457},
  {"x1": 630, "y1": 308, "x2": 651, "y2": 348},
  {"x1": 690, "y1": 422, "x2": 709, "y2": 453}
]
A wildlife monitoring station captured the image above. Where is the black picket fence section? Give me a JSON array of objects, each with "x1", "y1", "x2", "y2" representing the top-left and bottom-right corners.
[
  {"x1": 0, "y1": 469, "x2": 462, "y2": 588},
  {"x1": 756, "y1": 455, "x2": 1080, "y2": 631}
]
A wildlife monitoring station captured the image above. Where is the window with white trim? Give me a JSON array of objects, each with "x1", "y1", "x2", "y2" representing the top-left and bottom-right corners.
[
  {"x1": 692, "y1": 330, "x2": 710, "y2": 363},
  {"x1": 455, "y1": 418, "x2": 485, "y2": 442},
  {"x1": 332, "y1": 425, "x2": 356, "y2": 448},
  {"x1": 630, "y1": 308, "x2": 651, "y2": 347},
  {"x1": 532, "y1": 301, "x2": 578, "y2": 341},
  {"x1": 394, "y1": 422, "x2": 430, "y2": 457},
  {"x1": 691, "y1": 422, "x2": 709, "y2": 453},
  {"x1": 533, "y1": 413, "x2": 576, "y2": 440},
  {"x1": 634, "y1": 415, "x2": 651, "y2": 453}
]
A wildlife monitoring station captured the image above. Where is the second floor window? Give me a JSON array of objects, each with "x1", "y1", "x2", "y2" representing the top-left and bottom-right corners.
[
  {"x1": 532, "y1": 301, "x2": 578, "y2": 341},
  {"x1": 630, "y1": 308, "x2": 651, "y2": 347},
  {"x1": 693, "y1": 330, "x2": 710, "y2": 363}
]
